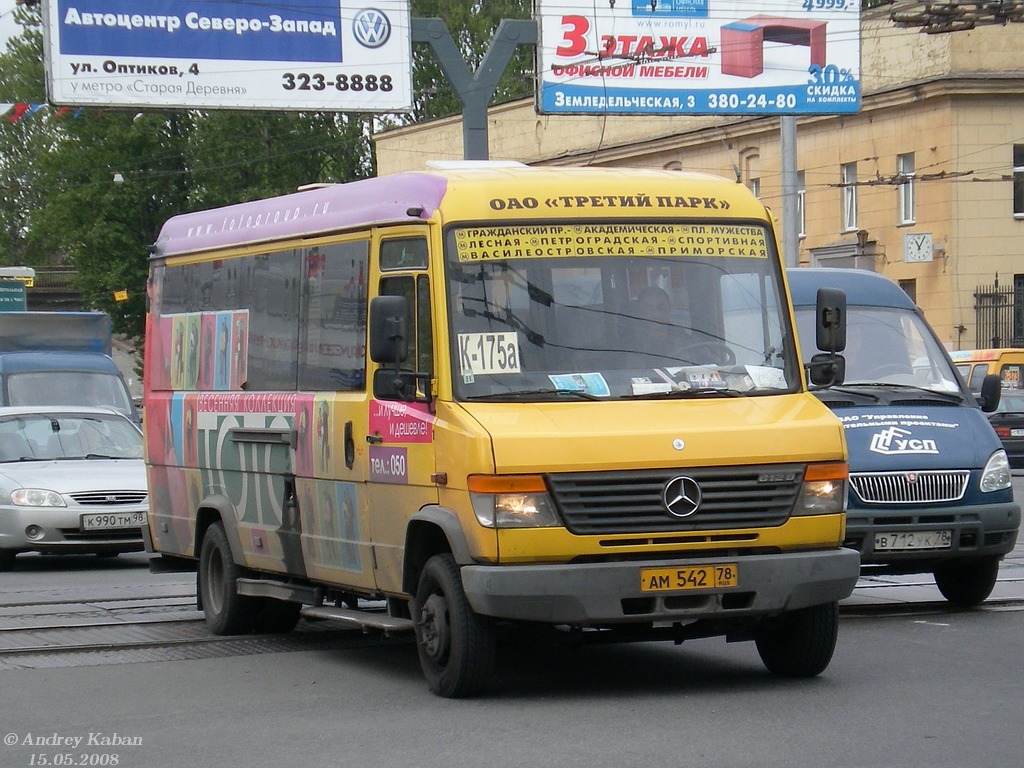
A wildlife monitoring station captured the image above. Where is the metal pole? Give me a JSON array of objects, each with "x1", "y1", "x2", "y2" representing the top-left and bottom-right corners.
[
  {"x1": 412, "y1": 18, "x2": 537, "y2": 161},
  {"x1": 780, "y1": 116, "x2": 799, "y2": 269}
]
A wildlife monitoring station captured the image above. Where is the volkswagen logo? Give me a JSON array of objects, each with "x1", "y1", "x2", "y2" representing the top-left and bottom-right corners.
[
  {"x1": 662, "y1": 476, "x2": 702, "y2": 518},
  {"x1": 353, "y1": 8, "x2": 392, "y2": 49}
]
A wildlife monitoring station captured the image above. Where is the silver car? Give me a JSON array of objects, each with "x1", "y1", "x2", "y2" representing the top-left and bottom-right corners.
[{"x1": 0, "y1": 406, "x2": 147, "y2": 570}]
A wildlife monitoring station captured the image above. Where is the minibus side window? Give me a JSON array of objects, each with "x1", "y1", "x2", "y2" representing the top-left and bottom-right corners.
[
  {"x1": 968, "y1": 365, "x2": 988, "y2": 393},
  {"x1": 380, "y1": 274, "x2": 433, "y2": 379},
  {"x1": 298, "y1": 240, "x2": 369, "y2": 391}
]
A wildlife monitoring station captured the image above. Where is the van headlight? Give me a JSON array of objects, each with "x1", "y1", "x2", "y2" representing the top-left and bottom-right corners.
[
  {"x1": 11, "y1": 488, "x2": 66, "y2": 507},
  {"x1": 980, "y1": 450, "x2": 1012, "y2": 493},
  {"x1": 468, "y1": 474, "x2": 561, "y2": 528},
  {"x1": 793, "y1": 462, "x2": 848, "y2": 515}
]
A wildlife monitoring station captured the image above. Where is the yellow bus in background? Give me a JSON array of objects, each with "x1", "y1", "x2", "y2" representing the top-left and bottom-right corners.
[
  {"x1": 143, "y1": 162, "x2": 857, "y2": 697},
  {"x1": 950, "y1": 348, "x2": 1024, "y2": 393}
]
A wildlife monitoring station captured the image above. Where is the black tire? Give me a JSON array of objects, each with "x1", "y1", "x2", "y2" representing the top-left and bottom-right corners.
[
  {"x1": 934, "y1": 557, "x2": 1000, "y2": 607},
  {"x1": 198, "y1": 522, "x2": 256, "y2": 635},
  {"x1": 755, "y1": 601, "x2": 839, "y2": 678},
  {"x1": 412, "y1": 554, "x2": 495, "y2": 698},
  {"x1": 253, "y1": 599, "x2": 302, "y2": 634},
  {"x1": 0, "y1": 550, "x2": 15, "y2": 572}
]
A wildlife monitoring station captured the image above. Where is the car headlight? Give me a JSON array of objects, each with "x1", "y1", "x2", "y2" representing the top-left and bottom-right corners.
[
  {"x1": 11, "y1": 488, "x2": 67, "y2": 507},
  {"x1": 980, "y1": 449, "x2": 1012, "y2": 493},
  {"x1": 468, "y1": 474, "x2": 561, "y2": 528},
  {"x1": 793, "y1": 462, "x2": 848, "y2": 515}
]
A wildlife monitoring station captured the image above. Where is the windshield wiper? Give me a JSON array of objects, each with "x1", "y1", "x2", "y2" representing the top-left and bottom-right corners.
[
  {"x1": 839, "y1": 382, "x2": 965, "y2": 403},
  {"x1": 623, "y1": 387, "x2": 744, "y2": 399},
  {"x1": 815, "y1": 386, "x2": 881, "y2": 402},
  {"x1": 464, "y1": 388, "x2": 602, "y2": 402}
]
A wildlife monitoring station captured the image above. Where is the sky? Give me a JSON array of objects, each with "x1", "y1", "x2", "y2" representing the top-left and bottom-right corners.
[{"x1": 0, "y1": 0, "x2": 21, "y2": 50}]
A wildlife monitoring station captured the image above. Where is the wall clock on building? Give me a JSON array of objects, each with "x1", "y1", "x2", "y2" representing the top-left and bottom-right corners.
[{"x1": 904, "y1": 232, "x2": 933, "y2": 263}]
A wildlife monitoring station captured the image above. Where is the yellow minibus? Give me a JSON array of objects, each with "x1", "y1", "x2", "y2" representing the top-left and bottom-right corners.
[{"x1": 143, "y1": 163, "x2": 857, "y2": 696}]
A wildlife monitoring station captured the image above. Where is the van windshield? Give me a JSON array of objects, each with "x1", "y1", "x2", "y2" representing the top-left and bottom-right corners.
[
  {"x1": 6, "y1": 371, "x2": 135, "y2": 419},
  {"x1": 445, "y1": 222, "x2": 798, "y2": 401},
  {"x1": 794, "y1": 305, "x2": 962, "y2": 394}
]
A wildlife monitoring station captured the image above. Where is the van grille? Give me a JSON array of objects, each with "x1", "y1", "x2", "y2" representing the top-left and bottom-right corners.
[
  {"x1": 850, "y1": 471, "x2": 969, "y2": 504},
  {"x1": 546, "y1": 465, "x2": 803, "y2": 535}
]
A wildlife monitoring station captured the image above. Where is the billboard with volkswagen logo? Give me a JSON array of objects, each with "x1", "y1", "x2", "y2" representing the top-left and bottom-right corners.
[{"x1": 42, "y1": 0, "x2": 412, "y2": 111}]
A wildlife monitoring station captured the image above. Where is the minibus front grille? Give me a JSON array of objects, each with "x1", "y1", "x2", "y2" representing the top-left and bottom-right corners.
[
  {"x1": 546, "y1": 465, "x2": 802, "y2": 535},
  {"x1": 850, "y1": 471, "x2": 969, "y2": 504}
]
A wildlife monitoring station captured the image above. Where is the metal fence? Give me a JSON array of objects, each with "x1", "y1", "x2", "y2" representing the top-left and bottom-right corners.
[{"x1": 974, "y1": 278, "x2": 1024, "y2": 348}]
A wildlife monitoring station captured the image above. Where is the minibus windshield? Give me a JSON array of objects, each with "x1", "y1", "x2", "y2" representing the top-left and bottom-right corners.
[{"x1": 445, "y1": 221, "x2": 798, "y2": 401}]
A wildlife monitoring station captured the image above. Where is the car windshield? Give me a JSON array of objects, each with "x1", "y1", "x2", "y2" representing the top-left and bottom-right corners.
[
  {"x1": 6, "y1": 371, "x2": 134, "y2": 419},
  {"x1": 444, "y1": 222, "x2": 798, "y2": 401},
  {"x1": 0, "y1": 413, "x2": 143, "y2": 462},
  {"x1": 794, "y1": 305, "x2": 962, "y2": 395}
]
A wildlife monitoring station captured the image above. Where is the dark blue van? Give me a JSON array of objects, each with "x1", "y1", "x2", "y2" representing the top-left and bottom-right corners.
[
  {"x1": 0, "y1": 312, "x2": 139, "y2": 423},
  {"x1": 789, "y1": 268, "x2": 1020, "y2": 605}
]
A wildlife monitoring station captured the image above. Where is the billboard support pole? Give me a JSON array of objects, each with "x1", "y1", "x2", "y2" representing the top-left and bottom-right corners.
[
  {"x1": 412, "y1": 18, "x2": 537, "y2": 160},
  {"x1": 780, "y1": 116, "x2": 799, "y2": 269}
]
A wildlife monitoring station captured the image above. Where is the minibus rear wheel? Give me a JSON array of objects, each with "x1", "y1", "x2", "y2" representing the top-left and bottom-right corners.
[
  {"x1": 754, "y1": 601, "x2": 838, "y2": 678},
  {"x1": 199, "y1": 522, "x2": 257, "y2": 635},
  {"x1": 413, "y1": 553, "x2": 495, "y2": 698}
]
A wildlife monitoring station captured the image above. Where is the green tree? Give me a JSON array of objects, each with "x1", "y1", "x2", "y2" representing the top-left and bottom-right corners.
[
  {"x1": 0, "y1": 1, "x2": 533, "y2": 341},
  {"x1": 409, "y1": 0, "x2": 533, "y2": 122},
  {"x1": 0, "y1": 5, "x2": 54, "y2": 267},
  {"x1": 0, "y1": 6, "x2": 373, "y2": 341}
]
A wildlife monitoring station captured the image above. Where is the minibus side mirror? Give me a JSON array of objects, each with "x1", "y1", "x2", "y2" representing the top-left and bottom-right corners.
[
  {"x1": 815, "y1": 287, "x2": 846, "y2": 353},
  {"x1": 368, "y1": 295, "x2": 433, "y2": 405},
  {"x1": 809, "y1": 352, "x2": 846, "y2": 386},
  {"x1": 369, "y1": 295, "x2": 408, "y2": 364},
  {"x1": 978, "y1": 373, "x2": 1002, "y2": 413},
  {"x1": 805, "y1": 287, "x2": 847, "y2": 388}
]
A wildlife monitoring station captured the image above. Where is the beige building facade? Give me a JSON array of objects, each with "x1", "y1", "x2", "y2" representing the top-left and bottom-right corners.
[{"x1": 375, "y1": 9, "x2": 1024, "y2": 350}]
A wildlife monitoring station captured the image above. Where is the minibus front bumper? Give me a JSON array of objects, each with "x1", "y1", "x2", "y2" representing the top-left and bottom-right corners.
[{"x1": 460, "y1": 548, "x2": 860, "y2": 625}]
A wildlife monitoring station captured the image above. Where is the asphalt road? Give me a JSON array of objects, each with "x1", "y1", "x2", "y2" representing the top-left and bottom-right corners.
[{"x1": 1, "y1": 474, "x2": 1022, "y2": 768}]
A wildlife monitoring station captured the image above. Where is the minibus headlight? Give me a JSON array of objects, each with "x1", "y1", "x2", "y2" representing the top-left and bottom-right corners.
[
  {"x1": 980, "y1": 450, "x2": 1012, "y2": 493},
  {"x1": 11, "y1": 488, "x2": 66, "y2": 507},
  {"x1": 468, "y1": 475, "x2": 561, "y2": 528},
  {"x1": 793, "y1": 463, "x2": 848, "y2": 516}
]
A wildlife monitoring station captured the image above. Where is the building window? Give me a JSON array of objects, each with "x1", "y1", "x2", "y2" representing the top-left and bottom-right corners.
[
  {"x1": 898, "y1": 278, "x2": 917, "y2": 304},
  {"x1": 841, "y1": 162, "x2": 857, "y2": 231},
  {"x1": 1014, "y1": 145, "x2": 1024, "y2": 217},
  {"x1": 898, "y1": 153, "x2": 915, "y2": 224},
  {"x1": 797, "y1": 171, "x2": 806, "y2": 238},
  {"x1": 749, "y1": 177, "x2": 760, "y2": 198}
]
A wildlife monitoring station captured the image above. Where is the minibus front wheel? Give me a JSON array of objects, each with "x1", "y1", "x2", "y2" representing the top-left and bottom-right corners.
[
  {"x1": 413, "y1": 554, "x2": 495, "y2": 698},
  {"x1": 754, "y1": 601, "x2": 839, "y2": 678}
]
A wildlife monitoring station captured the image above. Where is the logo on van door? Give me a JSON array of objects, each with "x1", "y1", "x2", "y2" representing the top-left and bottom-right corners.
[{"x1": 869, "y1": 426, "x2": 939, "y2": 456}]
